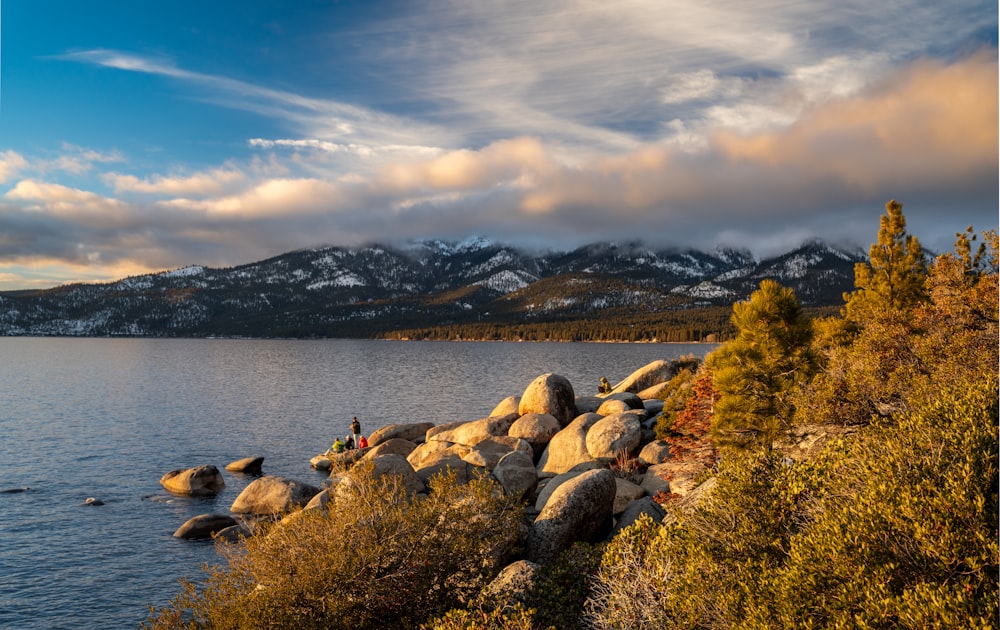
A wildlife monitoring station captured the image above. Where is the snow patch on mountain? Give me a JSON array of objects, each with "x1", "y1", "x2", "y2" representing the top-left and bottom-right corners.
[{"x1": 671, "y1": 282, "x2": 736, "y2": 299}]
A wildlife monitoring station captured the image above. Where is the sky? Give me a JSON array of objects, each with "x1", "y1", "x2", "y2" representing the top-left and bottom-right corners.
[{"x1": 0, "y1": 1, "x2": 996, "y2": 290}]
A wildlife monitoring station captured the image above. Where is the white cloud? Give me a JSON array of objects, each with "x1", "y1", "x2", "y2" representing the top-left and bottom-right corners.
[
  {"x1": 104, "y1": 167, "x2": 245, "y2": 196},
  {"x1": 0, "y1": 150, "x2": 28, "y2": 183}
]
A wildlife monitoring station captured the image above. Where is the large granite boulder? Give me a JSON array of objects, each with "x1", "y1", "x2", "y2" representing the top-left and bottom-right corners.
[
  {"x1": 519, "y1": 373, "x2": 576, "y2": 428},
  {"x1": 610, "y1": 360, "x2": 673, "y2": 394},
  {"x1": 225, "y1": 456, "x2": 264, "y2": 474},
  {"x1": 490, "y1": 396, "x2": 520, "y2": 418},
  {"x1": 610, "y1": 497, "x2": 666, "y2": 538},
  {"x1": 585, "y1": 411, "x2": 644, "y2": 461},
  {"x1": 462, "y1": 436, "x2": 533, "y2": 470},
  {"x1": 367, "y1": 454, "x2": 427, "y2": 495},
  {"x1": 533, "y1": 469, "x2": 587, "y2": 512},
  {"x1": 407, "y1": 440, "x2": 471, "y2": 470},
  {"x1": 526, "y1": 468, "x2": 616, "y2": 564},
  {"x1": 638, "y1": 440, "x2": 673, "y2": 465},
  {"x1": 574, "y1": 395, "x2": 603, "y2": 414},
  {"x1": 595, "y1": 399, "x2": 632, "y2": 416},
  {"x1": 646, "y1": 460, "x2": 706, "y2": 497},
  {"x1": 362, "y1": 438, "x2": 417, "y2": 460},
  {"x1": 231, "y1": 476, "x2": 321, "y2": 515},
  {"x1": 507, "y1": 412, "x2": 561, "y2": 456},
  {"x1": 536, "y1": 413, "x2": 603, "y2": 477},
  {"x1": 613, "y1": 478, "x2": 647, "y2": 515},
  {"x1": 173, "y1": 513, "x2": 238, "y2": 540},
  {"x1": 600, "y1": 392, "x2": 645, "y2": 410},
  {"x1": 160, "y1": 465, "x2": 225, "y2": 496},
  {"x1": 413, "y1": 455, "x2": 474, "y2": 486},
  {"x1": 368, "y1": 422, "x2": 435, "y2": 447},
  {"x1": 493, "y1": 451, "x2": 538, "y2": 501},
  {"x1": 484, "y1": 560, "x2": 541, "y2": 610},
  {"x1": 639, "y1": 463, "x2": 673, "y2": 497},
  {"x1": 642, "y1": 399, "x2": 665, "y2": 417},
  {"x1": 427, "y1": 413, "x2": 518, "y2": 447},
  {"x1": 636, "y1": 381, "x2": 671, "y2": 400}
]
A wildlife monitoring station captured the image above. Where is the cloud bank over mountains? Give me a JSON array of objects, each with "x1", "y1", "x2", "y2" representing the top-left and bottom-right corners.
[{"x1": 0, "y1": 1, "x2": 995, "y2": 289}]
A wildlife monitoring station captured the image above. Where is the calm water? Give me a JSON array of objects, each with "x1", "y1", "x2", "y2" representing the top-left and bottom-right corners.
[{"x1": 0, "y1": 338, "x2": 711, "y2": 629}]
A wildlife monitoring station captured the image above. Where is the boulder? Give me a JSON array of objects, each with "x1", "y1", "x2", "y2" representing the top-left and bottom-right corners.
[
  {"x1": 610, "y1": 360, "x2": 673, "y2": 394},
  {"x1": 427, "y1": 413, "x2": 518, "y2": 447},
  {"x1": 602, "y1": 392, "x2": 645, "y2": 410},
  {"x1": 638, "y1": 440, "x2": 673, "y2": 466},
  {"x1": 407, "y1": 441, "x2": 471, "y2": 470},
  {"x1": 585, "y1": 411, "x2": 643, "y2": 460},
  {"x1": 574, "y1": 396, "x2": 603, "y2": 414},
  {"x1": 610, "y1": 497, "x2": 666, "y2": 538},
  {"x1": 507, "y1": 413, "x2": 562, "y2": 455},
  {"x1": 490, "y1": 396, "x2": 520, "y2": 418},
  {"x1": 368, "y1": 422, "x2": 435, "y2": 447},
  {"x1": 493, "y1": 451, "x2": 538, "y2": 501},
  {"x1": 413, "y1": 455, "x2": 474, "y2": 486},
  {"x1": 639, "y1": 463, "x2": 673, "y2": 497},
  {"x1": 173, "y1": 513, "x2": 238, "y2": 540},
  {"x1": 303, "y1": 488, "x2": 333, "y2": 512},
  {"x1": 310, "y1": 454, "x2": 333, "y2": 471},
  {"x1": 484, "y1": 559, "x2": 541, "y2": 609},
  {"x1": 214, "y1": 521, "x2": 254, "y2": 543},
  {"x1": 533, "y1": 469, "x2": 587, "y2": 512},
  {"x1": 595, "y1": 399, "x2": 632, "y2": 416},
  {"x1": 160, "y1": 465, "x2": 225, "y2": 496},
  {"x1": 362, "y1": 438, "x2": 417, "y2": 460},
  {"x1": 519, "y1": 373, "x2": 576, "y2": 427},
  {"x1": 636, "y1": 381, "x2": 671, "y2": 400},
  {"x1": 463, "y1": 436, "x2": 533, "y2": 470},
  {"x1": 82, "y1": 497, "x2": 105, "y2": 507},
  {"x1": 613, "y1": 478, "x2": 647, "y2": 515},
  {"x1": 536, "y1": 413, "x2": 603, "y2": 477},
  {"x1": 526, "y1": 468, "x2": 616, "y2": 564},
  {"x1": 231, "y1": 476, "x2": 322, "y2": 515},
  {"x1": 368, "y1": 454, "x2": 427, "y2": 495},
  {"x1": 642, "y1": 399, "x2": 665, "y2": 416},
  {"x1": 225, "y1": 456, "x2": 264, "y2": 474}
]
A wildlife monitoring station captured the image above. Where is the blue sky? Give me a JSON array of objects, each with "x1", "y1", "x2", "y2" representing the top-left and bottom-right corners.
[{"x1": 0, "y1": 1, "x2": 996, "y2": 289}]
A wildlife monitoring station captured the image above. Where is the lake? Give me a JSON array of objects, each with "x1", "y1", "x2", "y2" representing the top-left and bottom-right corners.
[{"x1": 0, "y1": 338, "x2": 713, "y2": 629}]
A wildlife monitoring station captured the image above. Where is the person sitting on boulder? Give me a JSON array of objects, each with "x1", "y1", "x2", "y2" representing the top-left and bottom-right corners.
[
  {"x1": 598, "y1": 376, "x2": 612, "y2": 394},
  {"x1": 345, "y1": 434, "x2": 355, "y2": 450},
  {"x1": 358, "y1": 435, "x2": 369, "y2": 449},
  {"x1": 329, "y1": 437, "x2": 345, "y2": 453}
]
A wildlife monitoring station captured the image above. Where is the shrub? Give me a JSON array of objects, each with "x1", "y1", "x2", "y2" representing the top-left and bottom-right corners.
[
  {"x1": 143, "y1": 464, "x2": 524, "y2": 629},
  {"x1": 584, "y1": 375, "x2": 999, "y2": 629}
]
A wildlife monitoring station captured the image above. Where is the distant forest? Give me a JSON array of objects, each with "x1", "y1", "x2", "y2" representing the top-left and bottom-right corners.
[{"x1": 382, "y1": 305, "x2": 842, "y2": 342}]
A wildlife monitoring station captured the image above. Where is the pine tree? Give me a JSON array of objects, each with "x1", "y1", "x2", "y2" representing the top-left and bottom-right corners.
[
  {"x1": 707, "y1": 280, "x2": 815, "y2": 450},
  {"x1": 844, "y1": 199, "x2": 927, "y2": 324}
]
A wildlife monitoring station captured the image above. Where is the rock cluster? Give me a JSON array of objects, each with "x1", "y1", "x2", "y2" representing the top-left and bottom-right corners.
[
  {"x1": 163, "y1": 359, "x2": 721, "y2": 571},
  {"x1": 308, "y1": 359, "x2": 713, "y2": 566}
]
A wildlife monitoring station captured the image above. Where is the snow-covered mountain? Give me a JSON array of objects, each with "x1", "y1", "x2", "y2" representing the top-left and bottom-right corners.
[{"x1": 0, "y1": 239, "x2": 865, "y2": 337}]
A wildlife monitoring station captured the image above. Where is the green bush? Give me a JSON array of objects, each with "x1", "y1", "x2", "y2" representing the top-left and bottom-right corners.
[
  {"x1": 584, "y1": 375, "x2": 999, "y2": 629},
  {"x1": 143, "y1": 464, "x2": 524, "y2": 629}
]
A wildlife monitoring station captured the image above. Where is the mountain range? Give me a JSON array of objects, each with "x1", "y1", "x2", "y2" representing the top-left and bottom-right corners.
[{"x1": 0, "y1": 237, "x2": 866, "y2": 338}]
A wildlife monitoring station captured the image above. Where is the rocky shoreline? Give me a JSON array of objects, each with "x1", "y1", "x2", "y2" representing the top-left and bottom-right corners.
[{"x1": 160, "y1": 359, "x2": 716, "y2": 585}]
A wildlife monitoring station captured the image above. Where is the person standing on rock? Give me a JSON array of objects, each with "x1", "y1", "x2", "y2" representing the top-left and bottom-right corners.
[{"x1": 350, "y1": 417, "x2": 362, "y2": 450}]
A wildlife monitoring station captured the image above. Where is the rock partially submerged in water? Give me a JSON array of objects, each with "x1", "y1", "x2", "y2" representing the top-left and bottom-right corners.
[
  {"x1": 82, "y1": 497, "x2": 105, "y2": 506},
  {"x1": 174, "y1": 513, "x2": 239, "y2": 539},
  {"x1": 225, "y1": 456, "x2": 264, "y2": 474},
  {"x1": 231, "y1": 475, "x2": 321, "y2": 515},
  {"x1": 0, "y1": 486, "x2": 30, "y2": 494},
  {"x1": 160, "y1": 465, "x2": 225, "y2": 496}
]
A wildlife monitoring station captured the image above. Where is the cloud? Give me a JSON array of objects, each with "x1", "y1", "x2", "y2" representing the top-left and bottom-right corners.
[
  {"x1": 61, "y1": 49, "x2": 454, "y2": 152},
  {"x1": 104, "y1": 167, "x2": 245, "y2": 196},
  {"x1": 161, "y1": 177, "x2": 341, "y2": 218},
  {"x1": 0, "y1": 150, "x2": 28, "y2": 183},
  {"x1": 5, "y1": 180, "x2": 131, "y2": 223}
]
